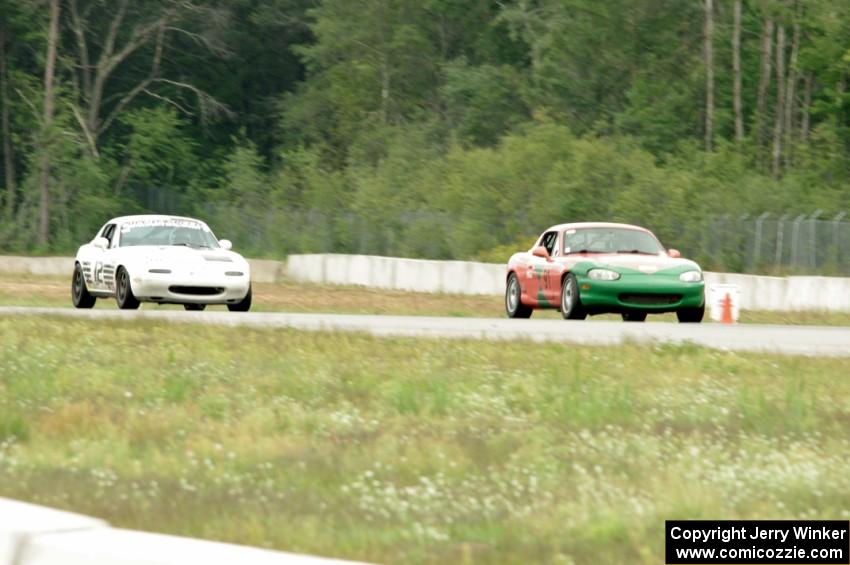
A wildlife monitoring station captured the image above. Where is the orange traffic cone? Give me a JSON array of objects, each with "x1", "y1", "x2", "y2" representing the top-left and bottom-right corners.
[{"x1": 720, "y1": 292, "x2": 734, "y2": 324}]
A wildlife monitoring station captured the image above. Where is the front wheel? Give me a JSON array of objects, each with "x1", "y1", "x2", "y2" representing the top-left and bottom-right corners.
[
  {"x1": 622, "y1": 311, "x2": 647, "y2": 322},
  {"x1": 184, "y1": 303, "x2": 206, "y2": 311},
  {"x1": 560, "y1": 274, "x2": 587, "y2": 320},
  {"x1": 505, "y1": 273, "x2": 532, "y2": 318},
  {"x1": 227, "y1": 285, "x2": 252, "y2": 312},
  {"x1": 115, "y1": 267, "x2": 140, "y2": 310},
  {"x1": 71, "y1": 264, "x2": 96, "y2": 308},
  {"x1": 677, "y1": 303, "x2": 705, "y2": 323}
]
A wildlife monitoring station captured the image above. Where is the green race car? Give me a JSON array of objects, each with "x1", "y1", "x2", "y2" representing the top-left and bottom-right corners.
[{"x1": 505, "y1": 222, "x2": 705, "y2": 322}]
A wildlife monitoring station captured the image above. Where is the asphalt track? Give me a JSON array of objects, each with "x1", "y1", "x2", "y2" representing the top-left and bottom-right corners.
[{"x1": 2, "y1": 306, "x2": 850, "y2": 357}]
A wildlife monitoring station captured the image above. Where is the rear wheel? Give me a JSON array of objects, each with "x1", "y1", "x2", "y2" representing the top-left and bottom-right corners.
[
  {"x1": 560, "y1": 274, "x2": 587, "y2": 320},
  {"x1": 227, "y1": 285, "x2": 252, "y2": 312},
  {"x1": 71, "y1": 264, "x2": 96, "y2": 308},
  {"x1": 115, "y1": 267, "x2": 140, "y2": 310},
  {"x1": 622, "y1": 311, "x2": 647, "y2": 322},
  {"x1": 505, "y1": 273, "x2": 532, "y2": 319},
  {"x1": 184, "y1": 303, "x2": 206, "y2": 311},
  {"x1": 677, "y1": 303, "x2": 705, "y2": 323}
]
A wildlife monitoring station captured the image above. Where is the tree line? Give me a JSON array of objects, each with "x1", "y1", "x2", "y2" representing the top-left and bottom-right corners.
[{"x1": 0, "y1": 0, "x2": 848, "y2": 270}]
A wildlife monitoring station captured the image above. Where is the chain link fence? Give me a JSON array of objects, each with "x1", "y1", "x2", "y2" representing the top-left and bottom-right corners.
[
  {"x1": 692, "y1": 211, "x2": 850, "y2": 275},
  {"x1": 198, "y1": 204, "x2": 850, "y2": 276},
  {"x1": 200, "y1": 205, "x2": 458, "y2": 260}
]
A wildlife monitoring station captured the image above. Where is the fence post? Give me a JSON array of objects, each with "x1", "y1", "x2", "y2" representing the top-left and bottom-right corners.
[
  {"x1": 789, "y1": 214, "x2": 806, "y2": 269},
  {"x1": 754, "y1": 212, "x2": 769, "y2": 268},
  {"x1": 735, "y1": 213, "x2": 749, "y2": 270},
  {"x1": 835, "y1": 212, "x2": 847, "y2": 273},
  {"x1": 718, "y1": 214, "x2": 730, "y2": 269},
  {"x1": 704, "y1": 217, "x2": 715, "y2": 266},
  {"x1": 809, "y1": 209, "x2": 823, "y2": 270},
  {"x1": 775, "y1": 213, "x2": 790, "y2": 268}
]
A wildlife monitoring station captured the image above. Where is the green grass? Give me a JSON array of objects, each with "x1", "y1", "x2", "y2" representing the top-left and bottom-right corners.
[{"x1": 2, "y1": 317, "x2": 850, "y2": 563}]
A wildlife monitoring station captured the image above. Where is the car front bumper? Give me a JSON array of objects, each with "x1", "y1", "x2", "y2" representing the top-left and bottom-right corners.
[
  {"x1": 577, "y1": 273, "x2": 705, "y2": 313},
  {"x1": 131, "y1": 271, "x2": 250, "y2": 304}
]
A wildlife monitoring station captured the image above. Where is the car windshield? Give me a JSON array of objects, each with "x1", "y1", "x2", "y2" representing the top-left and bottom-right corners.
[
  {"x1": 563, "y1": 227, "x2": 664, "y2": 255},
  {"x1": 118, "y1": 219, "x2": 220, "y2": 248}
]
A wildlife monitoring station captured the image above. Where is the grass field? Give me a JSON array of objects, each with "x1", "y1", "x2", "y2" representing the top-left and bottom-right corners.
[
  {"x1": 1, "y1": 316, "x2": 849, "y2": 563},
  {"x1": 1, "y1": 272, "x2": 849, "y2": 326}
]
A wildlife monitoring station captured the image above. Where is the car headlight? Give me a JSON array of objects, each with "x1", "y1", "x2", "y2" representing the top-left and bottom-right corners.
[
  {"x1": 588, "y1": 268, "x2": 620, "y2": 281},
  {"x1": 679, "y1": 270, "x2": 703, "y2": 282}
]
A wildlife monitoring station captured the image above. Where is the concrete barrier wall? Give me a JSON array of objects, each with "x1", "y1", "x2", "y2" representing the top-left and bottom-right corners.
[
  {"x1": 704, "y1": 272, "x2": 850, "y2": 312},
  {"x1": 286, "y1": 254, "x2": 850, "y2": 312},
  {"x1": 0, "y1": 497, "x2": 365, "y2": 565},
  {"x1": 2, "y1": 254, "x2": 850, "y2": 312},
  {"x1": 0, "y1": 256, "x2": 73, "y2": 277},
  {"x1": 286, "y1": 254, "x2": 505, "y2": 295},
  {"x1": 249, "y1": 258, "x2": 288, "y2": 284}
]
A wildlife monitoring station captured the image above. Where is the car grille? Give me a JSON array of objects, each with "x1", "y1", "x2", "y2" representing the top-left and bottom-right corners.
[
  {"x1": 619, "y1": 293, "x2": 682, "y2": 305},
  {"x1": 169, "y1": 286, "x2": 224, "y2": 296}
]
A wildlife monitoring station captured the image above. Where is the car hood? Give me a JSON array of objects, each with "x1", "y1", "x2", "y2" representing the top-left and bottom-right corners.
[
  {"x1": 116, "y1": 246, "x2": 248, "y2": 267},
  {"x1": 572, "y1": 252, "x2": 700, "y2": 274}
]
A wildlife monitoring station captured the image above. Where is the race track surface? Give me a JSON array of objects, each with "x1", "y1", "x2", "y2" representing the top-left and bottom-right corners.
[{"x1": 1, "y1": 306, "x2": 849, "y2": 357}]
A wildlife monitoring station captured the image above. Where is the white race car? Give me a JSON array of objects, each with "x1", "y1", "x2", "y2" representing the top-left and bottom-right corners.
[{"x1": 71, "y1": 215, "x2": 252, "y2": 311}]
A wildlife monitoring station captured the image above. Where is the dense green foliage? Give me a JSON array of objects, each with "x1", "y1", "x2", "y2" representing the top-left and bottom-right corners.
[{"x1": 1, "y1": 0, "x2": 849, "y2": 268}]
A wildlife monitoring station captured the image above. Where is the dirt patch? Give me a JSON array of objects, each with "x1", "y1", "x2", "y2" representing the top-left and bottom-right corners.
[
  {"x1": 0, "y1": 275, "x2": 68, "y2": 300},
  {"x1": 0, "y1": 272, "x2": 507, "y2": 317},
  {"x1": 252, "y1": 280, "x2": 504, "y2": 316}
]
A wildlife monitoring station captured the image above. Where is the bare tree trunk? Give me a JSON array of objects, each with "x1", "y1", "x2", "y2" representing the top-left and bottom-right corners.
[
  {"x1": 37, "y1": 0, "x2": 60, "y2": 246},
  {"x1": 800, "y1": 72, "x2": 813, "y2": 141},
  {"x1": 66, "y1": 1, "x2": 227, "y2": 152},
  {"x1": 732, "y1": 0, "x2": 744, "y2": 142},
  {"x1": 756, "y1": 18, "x2": 774, "y2": 152},
  {"x1": 771, "y1": 23, "x2": 786, "y2": 179},
  {"x1": 380, "y1": 50, "x2": 389, "y2": 125},
  {"x1": 783, "y1": 7, "x2": 800, "y2": 169},
  {"x1": 704, "y1": 0, "x2": 714, "y2": 152},
  {"x1": 0, "y1": 24, "x2": 16, "y2": 221}
]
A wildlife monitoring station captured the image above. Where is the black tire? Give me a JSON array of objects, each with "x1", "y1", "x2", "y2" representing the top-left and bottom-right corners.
[
  {"x1": 622, "y1": 311, "x2": 647, "y2": 322},
  {"x1": 677, "y1": 303, "x2": 705, "y2": 323},
  {"x1": 71, "y1": 264, "x2": 96, "y2": 309},
  {"x1": 115, "y1": 266, "x2": 140, "y2": 310},
  {"x1": 227, "y1": 285, "x2": 252, "y2": 312},
  {"x1": 560, "y1": 273, "x2": 587, "y2": 320},
  {"x1": 184, "y1": 303, "x2": 206, "y2": 311},
  {"x1": 505, "y1": 272, "x2": 532, "y2": 319}
]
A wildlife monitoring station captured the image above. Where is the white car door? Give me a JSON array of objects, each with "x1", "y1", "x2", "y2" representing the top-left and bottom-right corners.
[{"x1": 90, "y1": 223, "x2": 119, "y2": 293}]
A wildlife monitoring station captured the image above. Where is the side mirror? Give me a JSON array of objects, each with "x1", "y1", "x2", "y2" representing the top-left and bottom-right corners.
[
  {"x1": 219, "y1": 239, "x2": 232, "y2": 251},
  {"x1": 92, "y1": 237, "x2": 109, "y2": 250},
  {"x1": 532, "y1": 246, "x2": 552, "y2": 261},
  {"x1": 668, "y1": 248, "x2": 681, "y2": 258}
]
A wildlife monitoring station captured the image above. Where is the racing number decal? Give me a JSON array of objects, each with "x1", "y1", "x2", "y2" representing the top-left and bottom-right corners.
[
  {"x1": 538, "y1": 267, "x2": 552, "y2": 292},
  {"x1": 536, "y1": 266, "x2": 552, "y2": 307}
]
